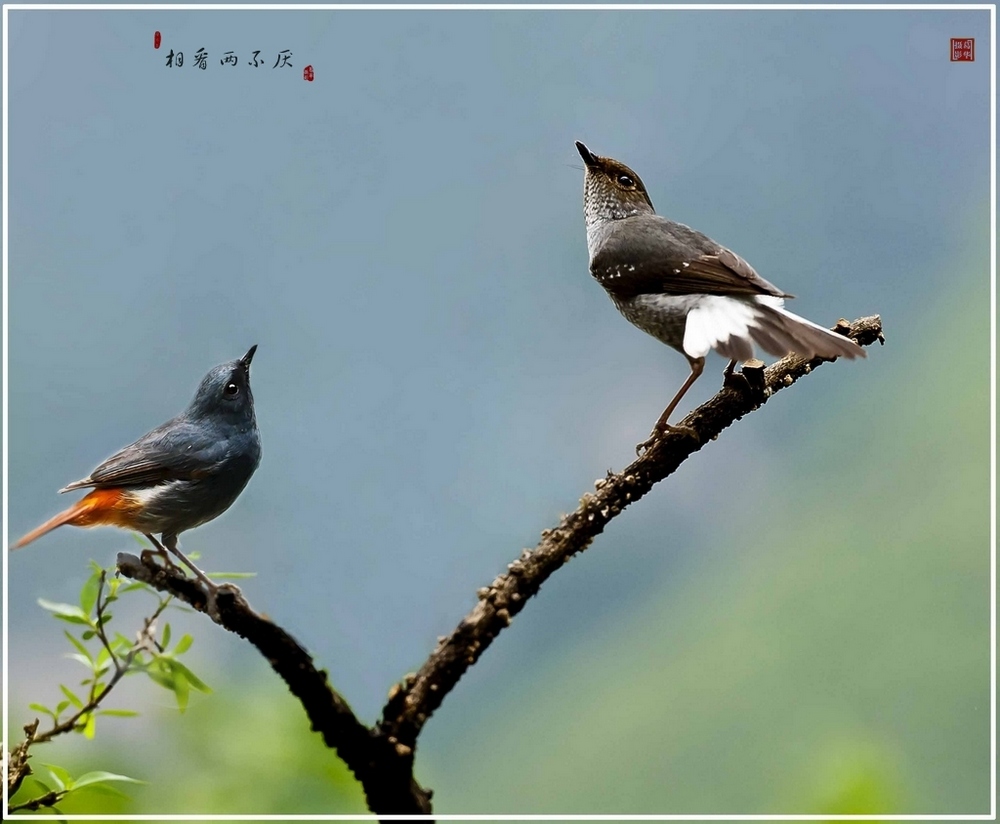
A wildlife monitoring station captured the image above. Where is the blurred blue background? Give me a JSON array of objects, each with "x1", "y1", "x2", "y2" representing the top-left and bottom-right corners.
[{"x1": 5, "y1": 5, "x2": 992, "y2": 816}]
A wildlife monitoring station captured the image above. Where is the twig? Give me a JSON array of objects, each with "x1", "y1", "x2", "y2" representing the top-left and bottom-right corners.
[
  {"x1": 8, "y1": 789, "x2": 65, "y2": 813},
  {"x1": 6, "y1": 720, "x2": 40, "y2": 799},
  {"x1": 116, "y1": 314, "x2": 883, "y2": 815},
  {"x1": 93, "y1": 570, "x2": 123, "y2": 674}
]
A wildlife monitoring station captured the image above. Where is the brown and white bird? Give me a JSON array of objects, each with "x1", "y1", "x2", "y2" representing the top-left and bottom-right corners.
[{"x1": 575, "y1": 141, "x2": 864, "y2": 448}]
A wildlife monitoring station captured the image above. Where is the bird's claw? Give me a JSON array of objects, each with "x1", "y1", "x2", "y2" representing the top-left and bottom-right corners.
[
  {"x1": 635, "y1": 423, "x2": 700, "y2": 455},
  {"x1": 141, "y1": 547, "x2": 181, "y2": 573},
  {"x1": 635, "y1": 433, "x2": 657, "y2": 456}
]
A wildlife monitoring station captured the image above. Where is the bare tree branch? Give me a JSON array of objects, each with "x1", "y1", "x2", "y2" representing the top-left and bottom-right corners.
[
  {"x1": 377, "y1": 315, "x2": 884, "y2": 746},
  {"x1": 116, "y1": 314, "x2": 883, "y2": 816},
  {"x1": 114, "y1": 553, "x2": 433, "y2": 814}
]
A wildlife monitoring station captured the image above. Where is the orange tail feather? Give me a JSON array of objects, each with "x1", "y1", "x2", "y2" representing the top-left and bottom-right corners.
[{"x1": 12, "y1": 489, "x2": 132, "y2": 550}]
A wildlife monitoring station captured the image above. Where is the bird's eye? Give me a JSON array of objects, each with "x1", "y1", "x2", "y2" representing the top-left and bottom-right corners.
[
  {"x1": 224, "y1": 382, "x2": 240, "y2": 396},
  {"x1": 617, "y1": 174, "x2": 635, "y2": 188}
]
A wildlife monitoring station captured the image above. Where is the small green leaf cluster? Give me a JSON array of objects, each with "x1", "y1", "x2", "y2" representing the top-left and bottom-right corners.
[
  {"x1": 8, "y1": 559, "x2": 211, "y2": 813},
  {"x1": 141, "y1": 618, "x2": 211, "y2": 713},
  {"x1": 34, "y1": 561, "x2": 211, "y2": 722}
]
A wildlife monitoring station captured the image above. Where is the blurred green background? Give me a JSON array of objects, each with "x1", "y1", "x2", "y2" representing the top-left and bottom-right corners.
[{"x1": 5, "y1": 5, "x2": 991, "y2": 817}]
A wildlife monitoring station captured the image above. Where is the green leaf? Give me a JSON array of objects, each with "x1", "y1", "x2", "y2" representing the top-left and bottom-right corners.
[
  {"x1": 81, "y1": 630, "x2": 96, "y2": 640},
  {"x1": 29, "y1": 777, "x2": 53, "y2": 794},
  {"x1": 75, "y1": 782, "x2": 131, "y2": 800},
  {"x1": 119, "y1": 581, "x2": 149, "y2": 594},
  {"x1": 80, "y1": 711, "x2": 97, "y2": 739},
  {"x1": 203, "y1": 571, "x2": 257, "y2": 579},
  {"x1": 97, "y1": 708, "x2": 139, "y2": 717},
  {"x1": 66, "y1": 652, "x2": 95, "y2": 670},
  {"x1": 146, "y1": 657, "x2": 200, "y2": 711},
  {"x1": 145, "y1": 661, "x2": 176, "y2": 692},
  {"x1": 78, "y1": 570, "x2": 102, "y2": 616},
  {"x1": 167, "y1": 603, "x2": 194, "y2": 614},
  {"x1": 172, "y1": 634, "x2": 194, "y2": 655},
  {"x1": 38, "y1": 599, "x2": 91, "y2": 625},
  {"x1": 167, "y1": 659, "x2": 211, "y2": 693},
  {"x1": 173, "y1": 669, "x2": 191, "y2": 712},
  {"x1": 54, "y1": 613, "x2": 92, "y2": 625},
  {"x1": 59, "y1": 684, "x2": 84, "y2": 709},
  {"x1": 29, "y1": 702, "x2": 55, "y2": 718},
  {"x1": 55, "y1": 700, "x2": 71, "y2": 715},
  {"x1": 63, "y1": 630, "x2": 94, "y2": 663},
  {"x1": 98, "y1": 611, "x2": 113, "y2": 625},
  {"x1": 161, "y1": 622, "x2": 172, "y2": 648},
  {"x1": 39, "y1": 763, "x2": 72, "y2": 792},
  {"x1": 72, "y1": 770, "x2": 145, "y2": 789}
]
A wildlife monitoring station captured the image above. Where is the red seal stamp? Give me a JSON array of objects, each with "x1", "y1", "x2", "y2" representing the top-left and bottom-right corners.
[{"x1": 950, "y1": 38, "x2": 974, "y2": 61}]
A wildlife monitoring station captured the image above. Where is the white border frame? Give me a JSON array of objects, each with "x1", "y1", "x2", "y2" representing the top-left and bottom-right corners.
[{"x1": 2, "y1": 4, "x2": 995, "y2": 821}]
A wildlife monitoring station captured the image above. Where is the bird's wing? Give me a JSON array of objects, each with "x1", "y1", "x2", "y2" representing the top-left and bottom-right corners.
[
  {"x1": 60, "y1": 418, "x2": 220, "y2": 492},
  {"x1": 678, "y1": 248, "x2": 792, "y2": 297},
  {"x1": 591, "y1": 216, "x2": 792, "y2": 299}
]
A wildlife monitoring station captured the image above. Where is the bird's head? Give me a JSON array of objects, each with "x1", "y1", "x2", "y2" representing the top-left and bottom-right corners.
[
  {"x1": 187, "y1": 345, "x2": 257, "y2": 426},
  {"x1": 575, "y1": 141, "x2": 655, "y2": 228}
]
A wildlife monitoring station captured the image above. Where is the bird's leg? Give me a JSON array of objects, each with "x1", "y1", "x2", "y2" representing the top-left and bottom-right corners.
[
  {"x1": 143, "y1": 533, "x2": 179, "y2": 570},
  {"x1": 161, "y1": 535, "x2": 224, "y2": 620},
  {"x1": 636, "y1": 358, "x2": 704, "y2": 454},
  {"x1": 161, "y1": 535, "x2": 218, "y2": 593}
]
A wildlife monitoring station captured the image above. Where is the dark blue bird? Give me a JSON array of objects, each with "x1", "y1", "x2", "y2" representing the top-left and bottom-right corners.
[{"x1": 14, "y1": 346, "x2": 262, "y2": 582}]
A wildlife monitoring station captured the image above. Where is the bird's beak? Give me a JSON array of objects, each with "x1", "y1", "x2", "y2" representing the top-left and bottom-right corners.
[
  {"x1": 240, "y1": 345, "x2": 258, "y2": 368},
  {"x1": 575, "y1": 141, "x2": 599, "y2": 168}
]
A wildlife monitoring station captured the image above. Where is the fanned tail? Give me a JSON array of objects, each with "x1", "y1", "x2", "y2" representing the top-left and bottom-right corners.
[
  {"x1": 748, "y1": 299, "x2": 866, "y2": 361},
  {"x1": 683, "y1": 295, "x2": 866, "y2": 363}
]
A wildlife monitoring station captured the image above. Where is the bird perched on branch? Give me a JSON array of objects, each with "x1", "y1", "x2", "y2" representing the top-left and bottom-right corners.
[
  {"x1": 12, "y1": 346, "x2": 262, "y2": 587},
  {"x1": 575, "y1": 141, "x2": 864, "y2": 451}
]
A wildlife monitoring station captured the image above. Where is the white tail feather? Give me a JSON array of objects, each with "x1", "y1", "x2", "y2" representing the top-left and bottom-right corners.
[{"x1": 683, "y1": 295, "x2": 864, "y2": 362}]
